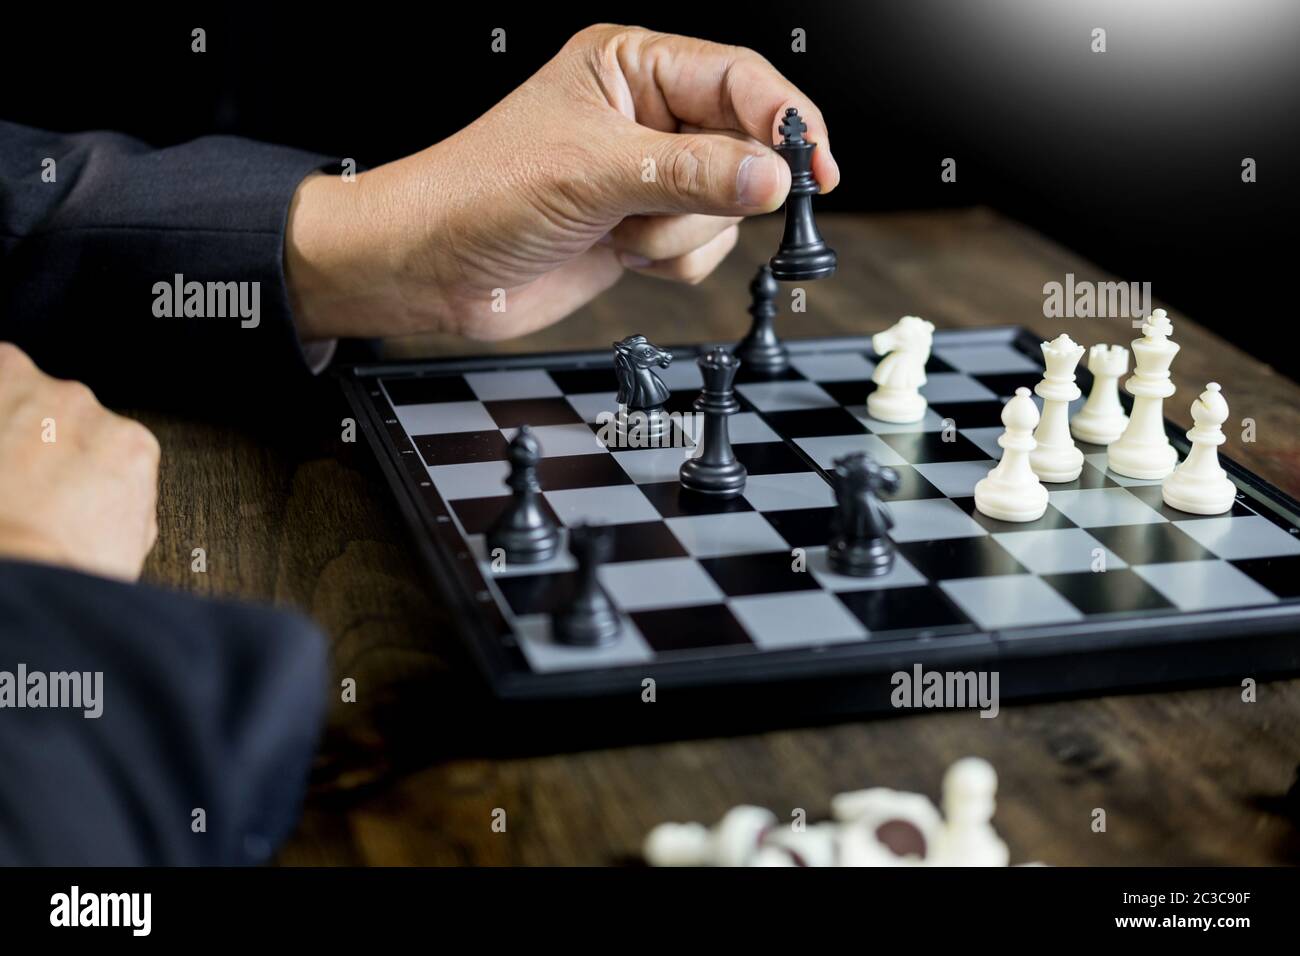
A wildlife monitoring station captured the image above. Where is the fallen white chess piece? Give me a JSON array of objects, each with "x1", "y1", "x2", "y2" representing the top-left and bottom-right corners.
[{"x1": 643, "y1": 757, "x2": 1012, "y2": 867}]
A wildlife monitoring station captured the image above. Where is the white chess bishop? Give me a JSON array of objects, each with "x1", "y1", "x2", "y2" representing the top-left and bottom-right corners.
[
  {"x1": 1107, "y1": 310, "x2": 1180, "y2": 479},
  {"x1": 1071, "y1": 343, "x2": 1130, "y2": 445},
  {"x1": 1162, "y1": 382, "x2": 1237, "y2": 515},
  {"x1": 1030, "y1": 334, "x2": 1086, "y2": 482},
  {"x1": 867, "y1": 315, "x2": 934, "y2": 424},
  {"x1": 974, "y1": 387, "x2": 1049, "y2": 523}
]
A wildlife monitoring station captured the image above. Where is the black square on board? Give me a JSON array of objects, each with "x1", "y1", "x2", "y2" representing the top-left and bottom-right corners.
[
  {"x1": 951, "y1": 497, "x2": 1077, "y2": 532},
  {"x1": 876, "y1": 431, "x2": 988, "y2": 464},
  {"x1": 536, "y1": 454, "x2": 632, "y2": 491},
  {"x1": 734, "y1": 441, "x2": 815, "y2": 476},
  {"x1": 452, "y1": 494, "x2": 561, "y2": 536},
  {"x1": 413, "y1": 430, "x2": 510, "y2": 467},
  {"x1": 899, "y1": 536, "x2": 1027, "y2": 580},
  {"x1": 606, "y1": 521, "x2": 690, "y2": 562},
  {"x1": 930, "y1": 401, "x2": 1008, "y2": 429},
  {"x1": 884, "y1": 465, "x2": 945, "y2": 501},
  {"x1": 1124, "y1": 483, "x2": 1254, "y2": 521},
  {"x1": 698, "y1": 551, "x2": 822, "y2": 597},
  {"x1": 836, "y1": 585, "x2": 972, "y2": 635},
  {"x1": 382, "y1": 375, "x2": 476, "y2": 406},
  {"x1": 548, "y1": 367, "x2": 617, "y2": 395},
  {"x1": 761, "y1": 407, "x2": 870, "y2": 439},
  {"x1": 631, "y1": 604, "x2": 754, "y2": 654},
  {"x1": 638, "y1": 481, "x2": 755, "y2": 518},
  {"x1": 973, "y1": 372, "x2": 1043, "y2": 398},
  {"x1": 733, "y1": 363, "x2": 805, "y2": 385},
  {"x1": 763, "y1": 507, "x2": 836, "y2": 548},
  {"x1": 496, "y1": 572, "x2": 577, "y2": 617},
  {"x1": 1086, "y1": 522, "x2": 1216, "y2": 565},
  {"x1": 817, "y1": 379, "x2": 874, "y2": 407},
  {"x1": 484, "y1": 398, "x2": 583, "y2": 428},
  {"x1": 1040, "y1": 569, "x2": 1175, "y2": 616},
  {"x1": 1231, "y1": 555, "x2": 1300, "y2": 599}
]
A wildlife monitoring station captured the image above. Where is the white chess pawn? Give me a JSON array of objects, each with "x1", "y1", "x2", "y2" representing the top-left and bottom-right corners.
[
  {"x1": 974, "y1": 388, "x2": 1049, "y2": 522},
  {"x1": 1071, "y1": 344, "x2": 1130, "y2": 445},
  {"x1": 1162, "y1": 383, "x2": 1237, "y2": 515},
  {"x1": 1107, "y1": 310, "x2": 1180, "y2": 479},
  {"x1": 1030, "y1": 333, "x2": 1086, "y2": 482},
  {"x1": 867, "y1": 315, "x2": 934, "y2": 423},
  {"x1": 932, "y1": 757, "x2": 1009, "y2": 867},
  {"x1": 643, "y1": 805, "x2": 774, "y2": 866}
]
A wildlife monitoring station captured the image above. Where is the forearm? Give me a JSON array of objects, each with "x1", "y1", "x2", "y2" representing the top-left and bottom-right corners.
[{"x1": 0, "y1": 121, "x2": 337, "y2": 402}]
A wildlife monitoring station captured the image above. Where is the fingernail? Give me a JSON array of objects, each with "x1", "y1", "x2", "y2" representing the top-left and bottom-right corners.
[
  {"x1": 737, "y1": 153, "x2": 776, "y2": 208},
  {"x1": 619, "y1": 252, "x2": 652, "y2": 268}
]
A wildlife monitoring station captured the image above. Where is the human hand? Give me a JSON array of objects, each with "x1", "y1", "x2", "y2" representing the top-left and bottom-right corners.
[
  {"x1": 0, "y1": 343, "x2": 160, "y2": 582},
  {"x1": 286, "y1": 24, "x2": 838, "y2": 343}
]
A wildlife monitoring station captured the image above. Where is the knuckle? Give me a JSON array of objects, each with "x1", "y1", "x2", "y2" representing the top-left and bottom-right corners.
[
  {"x1": 0, "y1": 341, "x2": 34, "y2": 373},
  {"x1": 666, "y1": 139, "x2": 714, "y2": 199},
  {"x1": 57, "y1": 380, "x2": 99, "y2": 411}
]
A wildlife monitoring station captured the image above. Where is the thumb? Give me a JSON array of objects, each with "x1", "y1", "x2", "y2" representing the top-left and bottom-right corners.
[{"x1": 614, "y1": 129, "x2": 790, "y2": 218}]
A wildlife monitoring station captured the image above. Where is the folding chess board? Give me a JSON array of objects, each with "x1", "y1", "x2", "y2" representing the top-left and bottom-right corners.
[{"x1": 339, "y1": 327, "x2": 1300, "y2": 704}]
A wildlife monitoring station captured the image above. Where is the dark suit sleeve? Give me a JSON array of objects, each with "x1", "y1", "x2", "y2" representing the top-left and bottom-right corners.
[
  {"x1": 0, "y1": 120, "x2": 338, "y2": 406},
  {"x1": 0, "y1": 560, "x2": 328, "y2": 865}
]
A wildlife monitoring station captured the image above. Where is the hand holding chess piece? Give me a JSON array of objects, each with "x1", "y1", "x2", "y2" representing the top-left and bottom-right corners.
[
  {"x1": 1162, "y1": 383, "x2": 1237, "y2": 515},
  {"x1": 867, "y1": 316, "x2": 935, "y2": 424}
]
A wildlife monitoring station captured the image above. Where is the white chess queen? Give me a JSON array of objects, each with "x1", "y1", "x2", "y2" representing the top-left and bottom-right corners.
[{"x1": 867, "y1": 315, "x2": 934, "y2": 424}]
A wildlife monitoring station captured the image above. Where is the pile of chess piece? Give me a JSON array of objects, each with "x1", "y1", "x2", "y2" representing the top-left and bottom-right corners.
[{"x1": 643, "y1": 757, "x2": 1020, "y2": 867}]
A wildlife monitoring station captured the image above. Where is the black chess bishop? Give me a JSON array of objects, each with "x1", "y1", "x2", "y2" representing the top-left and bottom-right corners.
[
  {"x1": 613, "y1": 334, "x2": 673, "y2": 446},
  {"x1": 486, "y1": 426, "x2": 561, "y2": 564},
  {"x1": 827, "y1": 452, "x2": 899, "y2": 577},
  {"x1": 769, "y1": 108, "x2": 837, "y2": 282},
  {"x1": 552, "y1": 524, "x2": 621, "y2": 647},
  {"x1": 734, "y1": 264, "x2": 789, "y2": 376},
  {"x1": 679, "y1": 347, "x2": 747, "y2": 497}
]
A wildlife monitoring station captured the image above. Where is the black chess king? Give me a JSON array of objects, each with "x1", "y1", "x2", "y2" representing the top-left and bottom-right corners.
[{"x1": 769, "y1": 108, "x2": 837, "y2": 281}]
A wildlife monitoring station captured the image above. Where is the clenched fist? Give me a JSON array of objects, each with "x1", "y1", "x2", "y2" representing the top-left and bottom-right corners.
[
  {"x1": 0, "y1": 343, "x2": 159, "y2": 581},
  {"x1": 286, "y1": 24, "x2": 838, "y2": 343}
]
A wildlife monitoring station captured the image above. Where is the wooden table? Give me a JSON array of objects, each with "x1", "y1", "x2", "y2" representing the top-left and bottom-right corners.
[{"x1": 139, "y1": 209, "x2": 1300, "y2": 865}]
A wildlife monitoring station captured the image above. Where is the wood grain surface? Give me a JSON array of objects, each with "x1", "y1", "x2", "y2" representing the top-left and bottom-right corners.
[{"x1": 137, "y1": 208, "x2": 1300, "y2": 865}]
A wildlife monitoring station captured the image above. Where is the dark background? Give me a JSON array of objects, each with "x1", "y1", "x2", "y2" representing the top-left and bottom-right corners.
[{"x1": 3, "y1": 1, "x2": 1296, "y2": 376}]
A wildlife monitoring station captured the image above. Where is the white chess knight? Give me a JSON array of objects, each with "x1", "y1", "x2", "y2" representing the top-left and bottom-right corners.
[
  {"x1": 931, "y1": 757, "x2": 1010, "y2": 867},
  {"x1": 974, "y1": 387, "x2": 1049, "y2": 522},
  {"x1": 1107, "y1": 309, "x2": 1181, "y2": 479},
  {"x1": 1162, "y1": 383, "x2": 1237, "y2": 515},
  {"x1": 1030, "y1": 334, "x2": 1086, "y2": 482},
  {"x1": 1071, "y1": 343, "x2": 1130, "y2": 445},
  {"x1": 867, "y1": 315, "x2": 934, "y2": 423}
]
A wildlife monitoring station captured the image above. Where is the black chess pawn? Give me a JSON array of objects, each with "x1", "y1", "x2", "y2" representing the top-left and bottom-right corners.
[
  {"x1": 769, "y1": 108, "x2": 837, "y2": 282},
  {"x1": 552, "y1": 524, "x2": 621, "y2": 647},
  {"x1": 734, "y1": 264, "x2": 790, "y2": 376},
  {"x1": 486, "y1": 426, "x2": 561, "y2": 564},
  {"x1": 612, "y1": 334, "x2": 673, "y2": 447},
  {"x1": 679, "y1": 348, "x2": 747, "y2": 497},
  {"x1": 827, "y1": 452, "x2": 899, "y2": 576}
]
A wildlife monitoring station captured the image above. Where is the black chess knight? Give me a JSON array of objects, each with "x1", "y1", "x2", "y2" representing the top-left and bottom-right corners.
[
  {"x1": 486, "y1": 426, "x2": 561, "y2": 564},
  {"x1": 828, "y1": 452, "x2": 900, "y2": 577},
  {"x1": 552, "y1": 524, "x2": 621, "y2": 647},
  {"x1": 769, "y1": 108, "x2": 837, "y2": 282},
  {"x1": 679, "y1": 348, "x2": 747, "y2": 497},
  {"x1": 613, "y1": 334, "x2": 674, "y2": 446},
  {"x1": 734, "y1": 264, "x2": 789, "y2": 376}
]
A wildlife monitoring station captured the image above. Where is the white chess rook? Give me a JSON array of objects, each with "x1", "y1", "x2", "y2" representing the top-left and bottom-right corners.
[
  {"x1": 1162, "y1": 382, "x2": 1237, "y2": 515},
  {"x1": 1071, "y1": 343, "x2": 1130, "y2": 445},
  {"x1": 1107, "y1": 309, "x2": 1180, "y2": 480},
  {"x1": 867, "y1": 315, "x2": 934, "y2": 424},
  {"x1": 1030, "y1": 334, "x2": 1085, "y2": 482},
  {"x1": 974, "y1": 388, "x2": 1048, "y2": 522}
]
